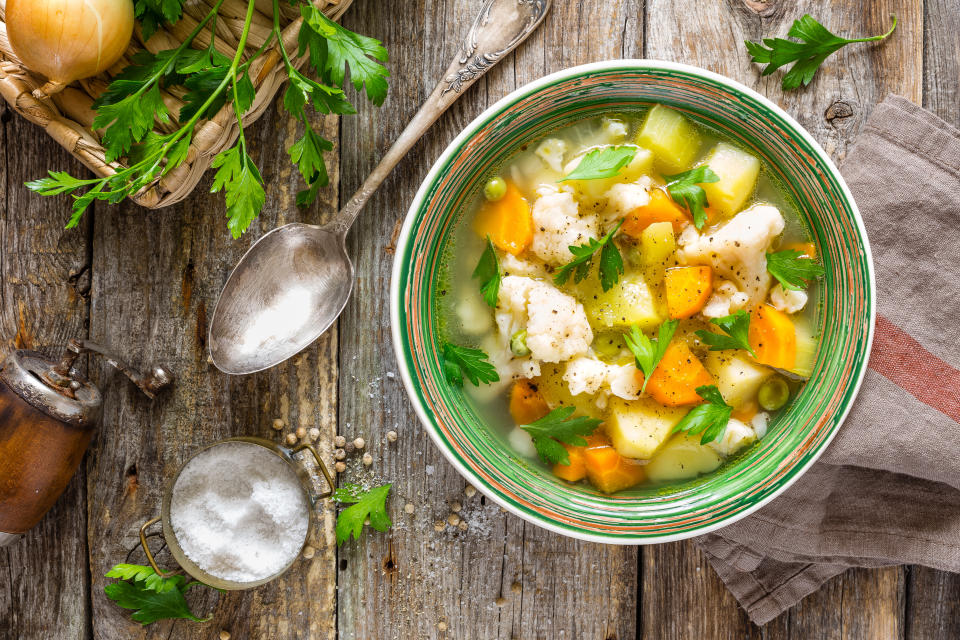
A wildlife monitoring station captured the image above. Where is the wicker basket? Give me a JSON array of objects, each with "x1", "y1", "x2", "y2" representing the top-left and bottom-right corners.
[{"x1": 0, "y1": 0, "x2": 353, "y2": 209}]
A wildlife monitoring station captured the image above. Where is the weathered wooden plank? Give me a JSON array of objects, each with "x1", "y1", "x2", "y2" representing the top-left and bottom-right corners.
[
  {"x1": 84, "y1": 101, "x2": 341, "y2": 639},
  {"x1": 335, "y1": 1, "x2": 642, "y2": 639},
  {"x1": 641, "y1": 0, "x2": 923, "y2": 636},
  {"x1": 0, "y1": 104, "x2": 92, "y2": 640},
  {"x1": 903, "y1": 4, "x2": 960, "y2": 637}
]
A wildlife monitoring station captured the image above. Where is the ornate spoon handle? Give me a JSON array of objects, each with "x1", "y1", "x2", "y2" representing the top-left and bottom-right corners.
[{"x1": 332, "y1": 0, "x2": 551, "y2": 233}]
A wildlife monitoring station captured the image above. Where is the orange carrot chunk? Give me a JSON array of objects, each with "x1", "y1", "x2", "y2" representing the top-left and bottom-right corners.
[
  {"x1": 509, "y1": 380, "x2": 550, "y2": 425},
  {"x1": 582, "y1": 434, "x2": 646, "y2": 493},
  {"x1": 621, "y1": 188, "x2": 691, "y2": 237},
  {"x1": 749, "y1": 304, "x2": 797, "y2": 370},
  {"x1": 552, "y1": 444, "x2": 587, "y2": 482},
  {"x1": 645, "y1": 341, "x2": 715, "y2": 406},
  {"x1": 781, "y1": 241, "x2": 817, "y2": 259},
  {"x1": 664, "y1": 266, "x2": 713, "y2": 319},
  {"x1": 472, "y1": 181, "x2": 534, "y2": 255}
]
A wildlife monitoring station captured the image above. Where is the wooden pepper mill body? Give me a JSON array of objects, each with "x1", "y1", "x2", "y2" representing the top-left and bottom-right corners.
[{"x1": 0, "y1": 350, "x2": 102, "y2": 544}]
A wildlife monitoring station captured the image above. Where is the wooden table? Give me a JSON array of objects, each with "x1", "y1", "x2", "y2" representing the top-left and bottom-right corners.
[{"x1": 2, "y1": 0, "x2": 958, "y2": 638}]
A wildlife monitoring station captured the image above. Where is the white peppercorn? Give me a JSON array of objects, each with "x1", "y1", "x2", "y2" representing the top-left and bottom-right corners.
[
  {"x1": 449, "y1": 501, "x2": 462, "y2": 513},
  {"x1": 302, "y1": 545, "x2": 315, "y2": 559},
  {"x1": 464, "y1": 485, "x2": 477, "y2": 498},
  {"x1": 285, "y1": 433, "x2": 298, "y2": 446},
  {"x1": 219, "y1": 631, "x2": 232, "y2": 640},
  {"x1": 333, "y1": 435, "x2": 347, "y2": 448},
  {"x1": 334, "y1": 449, "x2": 346, "y2": 460},
  {"x1": 334, "y1": 462, "x2": 346, "y2": 473},
  {"x1": 386, "y1": 430, "x2": 398, "y2": 442},
  {"x1": 447, "y1": 513, "x2": 460, "y2": 526},
  {"x1": 362, "y1": 453, "x2": 373, "y2": 466},
  {"x1": 308, "y1": 427, "x2": 320, "y2": 442},
  {"x1": 295, "y1": 426, "x2": 307, "y2": 439},
  {"x1": 404, "y1": 503, "x2": 415, "y2": 514},
  {"x1": 353, "y1": 437, "x2": 365, "y2": 450},
  {"x1": 272, "y1": 419, "x2": 284, "y2": 431}
]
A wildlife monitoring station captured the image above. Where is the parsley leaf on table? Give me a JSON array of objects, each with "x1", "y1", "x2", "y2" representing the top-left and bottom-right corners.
[
  {"x1": 766, "y1": 249, "x2": 825, "y2": 291},
  {"x1": 520, "y1": 407, "x2": 603, "y2": 466},
  {"x1": 299, "y1": 4, "x2": 391, "y2": 106},
  {"x1": 333, "y1": 483, "x2": 393, "y2": 545},
  {"x1": 473, "y1": 237, "x2": 502, "y2": 308},
  {"x1": 441, "y1": 343, "x2": 500, "y2": 388},
  {"x1": 745, "y1": 14, "x2": 898, "y2": 91},
  {"x1": 623, "y1": 320, "x2": 678, "y2": 394},
  {"x1": 695, "y1": 309, "x2": 756, "y2": 356},
  {"x1": 288, "y1": 125, "x2": 334, "y2": 203},
  {"x1": 211, "y1": 146, "x2": 266, "y2": 239},
  {"x1": 663, "y1": 166, "x2": 720, "y2": 230},
  {"x1": 104, "y1": 563, "x2": 211, "y2": 625},
  {"x1": 671, "y1": 385, "x2": 734, "y2": 445},
  {"x1": 559, "y1": 146, "x2": 638, "y2": 182},
  {"x1": 553, "y1": 219, "x2": 625, "y2": 291}
]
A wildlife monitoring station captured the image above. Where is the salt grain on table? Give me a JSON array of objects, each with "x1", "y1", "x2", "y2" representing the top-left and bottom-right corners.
[{"x1": 169, "y1": 442, "x2": 309, "y2": 583}]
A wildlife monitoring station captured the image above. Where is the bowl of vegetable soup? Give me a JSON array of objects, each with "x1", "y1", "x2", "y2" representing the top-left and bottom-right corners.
[{"x1": 391, "y1": 60, "x2": 874, "y2": 543}]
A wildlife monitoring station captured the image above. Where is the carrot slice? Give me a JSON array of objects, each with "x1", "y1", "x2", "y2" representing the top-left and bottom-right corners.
[
  {"x1": 731, "y1": 399, "x2": 759, "y2": 423},
  {"x1": 472, "y1": 181, "x2": 533, "y2": 255},
  {"x1": 664, "y1": 266, "x2": 713, "y2": 319},
  {"x1": 582, "y1": 434, "x2": 646, "y2": 493},
  {"x1": 748, "y1": 304, "x2": 797, "y2": 370},
  {"x1": 781, "y1": 241, "x2": 817, "y2": 259},
  {"x1": 645, "y1": 341, "x2": 715, "y2": 406},
  {"x1": 552, "y1": 444, "x2": 587, "y2": 482},
  {"x1": 621, "y1": 188, "x2": 691, "y2": 236},
  {"x1": 509, "y1": 380, "x2": 550, "y2": 425}
]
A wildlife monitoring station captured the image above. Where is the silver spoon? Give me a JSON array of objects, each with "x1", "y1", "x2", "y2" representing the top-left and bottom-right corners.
[{"x1": 209, "y1": 0, "x2": 552, "y2": 375}]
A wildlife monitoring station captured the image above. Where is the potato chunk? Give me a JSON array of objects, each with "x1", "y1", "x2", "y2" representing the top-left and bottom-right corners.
[
  {"x1": 636, "y1": 105, "x2": 702, "y2": 173},
  {"x1": 701, "y1": 143, "x2": 760, "y2": 218},
  {"x1": 605, "y1": 397, "x2": 688, "y2": 459},
  {"x1": 584, "y1": 274, "x2": 661, "y2": 330},
  {"x1": 704, "y1": 351, "x2": 773, "y2": 408},
  {"x1": 645, "y1": 434, "x2": 724, "y2": 483}
]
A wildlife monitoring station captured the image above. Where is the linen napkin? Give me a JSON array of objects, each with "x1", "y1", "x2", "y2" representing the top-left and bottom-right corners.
[{"x1": 695, "y1": 94, "x2": 960, "y2": 626}]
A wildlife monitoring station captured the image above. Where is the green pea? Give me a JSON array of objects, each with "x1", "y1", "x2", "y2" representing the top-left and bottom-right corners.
[
  {"x1": 758, "y1": 376, "x2": 790, "y2": 411},
  {"x1": 510, "y1": 329, "x2": 531, "y2": 357},
  {"x1": 484, "y1": 176, "x2": 507, "y2": 201}
]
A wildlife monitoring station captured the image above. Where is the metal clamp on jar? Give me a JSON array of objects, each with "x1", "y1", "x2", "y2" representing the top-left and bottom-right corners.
[{"x1": 0, "y1": 339, "x2": 172, "y2": 546}]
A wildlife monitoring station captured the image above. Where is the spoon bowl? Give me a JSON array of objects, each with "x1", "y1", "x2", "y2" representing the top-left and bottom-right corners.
[{"x1": 209, "y1": 224, "x2": 353, "y2": 375}]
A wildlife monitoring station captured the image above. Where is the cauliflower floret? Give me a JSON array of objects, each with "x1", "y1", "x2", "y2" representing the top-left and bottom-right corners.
[
  {"x1": 530, "y1": 190, "x2": 598, "y2": 266},
  {"x1": 706, "y1": 418, "x2": 757, "y2": 457},
  {"x1": 496, "y1": 275, "x2": 592, "y2": 363},
  {"x1": 678, "y1": 204, "x2": 785, "y2": 306},
  {"x1": 501, "y1": 253, "x2": 547, "y2": 278},
  {"x1": 563, "y1": 357, "x2": 643, "y2": 400},
  {"x1": 466, "y1": 334, "x2": 539, "y2": 405},
  {"x1": 769, "y1": 283, "x2": 808, "y2": 314},
  {"x1": 701, "y1": 280, "x2": 750, "y2": 318},
  {"x1": 456, "y1": 291, "x2": 494, "y2": 335},
  {"x1": 751, "y1": 411, "x2": 770, "y2": 439},
  {"x1": 604, "y1": 182, "x2": 650, "y2": 224},
  {"x1": 509, "y1": 427, "x2": 537, "y2": 458},
  {"x1": 601, "y1": 117, "x2": 629, "y2": 144},
  {"x1": 535, "y1": 138, "x2": 568, "y2": 173}
]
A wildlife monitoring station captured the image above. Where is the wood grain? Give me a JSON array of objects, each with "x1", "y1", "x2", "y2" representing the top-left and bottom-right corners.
[
  {"x1": 641, "y1": 0, "x2": 923, "y2": 636},
  {"x1": 335, "y1": 2, "x2": 642, "y2": 639},
  {"x1": 0, "y1": 104, "x2": 92, "y2": 639},
  {"x1": 83, "y1": 102, "x2": 341, "y2": 640}
]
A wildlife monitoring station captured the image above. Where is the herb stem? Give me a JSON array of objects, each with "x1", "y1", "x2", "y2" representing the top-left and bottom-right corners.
[{"x1": 847, "y1": 14, "x2": 897, "y2": 43}]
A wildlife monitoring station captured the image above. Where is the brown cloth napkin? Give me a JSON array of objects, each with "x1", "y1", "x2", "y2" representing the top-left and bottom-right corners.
[{"x1": 695, "y1": 94, "x2": 960, "y2": 626}]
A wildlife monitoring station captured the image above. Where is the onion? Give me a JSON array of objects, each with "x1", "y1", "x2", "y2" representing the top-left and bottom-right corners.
[{"x1": 6, "y1": 0, "x2": 134, "y2": 98}]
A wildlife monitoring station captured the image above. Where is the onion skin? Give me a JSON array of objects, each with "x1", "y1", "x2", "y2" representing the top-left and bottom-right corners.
[{"x1": 7, "y1": 0, "x2": 134, "y2": 98}]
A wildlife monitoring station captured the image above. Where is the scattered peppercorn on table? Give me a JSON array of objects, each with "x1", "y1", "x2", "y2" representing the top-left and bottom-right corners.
[{"x1": 1, "y1": 0, "x2": 955, "y2": 639}]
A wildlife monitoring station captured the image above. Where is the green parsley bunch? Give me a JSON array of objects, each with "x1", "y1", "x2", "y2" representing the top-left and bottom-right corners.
[{"x1": 27, "y1": 0, "x2": 389, "y2": 238}]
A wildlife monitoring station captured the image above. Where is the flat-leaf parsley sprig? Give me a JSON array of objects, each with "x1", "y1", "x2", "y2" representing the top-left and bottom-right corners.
[
  {"x1": 663, "y1": 166, "x2": 720, "y2": 230},
  {"x1": 766, "y1": 249, "x2": 825, "y2": 290},
  {"x1": 520, "y1": 406, "x2": 603, "y2": 466},
  {"x1": 672, "y1": 385, "x2": 734, "y2": 445},
  {"x1": 104, "y1": 563, "x2": 215, "y2": 625},
  {"x1": 624, "y1": 320, "x2": 678, "y2": 394},
  {"x1": 695, "y1": 309, "x2": 755, "y2": 356},
  {"x1": 27, "y1": 0, "x2": 390, "y2": 237},
  {"x1": 559, "y1": 146, "x2": 638, "y2": 182},
  {"x1": 441, "y1": 343, "x2": 500, "y2": 388},
  {"x1": 745, "y1": 14, "x2": 898, "y2": 91},
  {"x1": 333, "y1": 483, "x2": 392, "y2": 545},
  {"x1": 554, "y1": 218, "x2": 625, "y2": 292},
  {"x1": 472, "y1": 237, "x2": 502, "y2": 308}
]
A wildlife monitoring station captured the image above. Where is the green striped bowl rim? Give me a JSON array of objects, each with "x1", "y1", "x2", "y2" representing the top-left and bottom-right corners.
[{"x1": 390, "y1": 60, "x2": 875, "y2": 543}]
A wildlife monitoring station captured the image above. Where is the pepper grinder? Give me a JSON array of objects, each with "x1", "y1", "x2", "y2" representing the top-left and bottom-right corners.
[{"x1": 0, "y1": 339, "x2": 172, "y2": 546}]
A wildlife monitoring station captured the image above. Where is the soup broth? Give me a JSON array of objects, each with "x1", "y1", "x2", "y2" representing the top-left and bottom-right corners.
[{"x1": 438, "y1": 106, "x2": 821, "y2": 493}]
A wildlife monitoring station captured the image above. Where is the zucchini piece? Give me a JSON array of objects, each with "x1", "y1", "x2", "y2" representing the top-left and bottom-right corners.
[{"x1": 636, "y1": 105, "x2": 702, "y2": 173}]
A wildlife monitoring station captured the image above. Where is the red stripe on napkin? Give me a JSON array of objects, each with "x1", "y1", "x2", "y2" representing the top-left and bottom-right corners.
[{"x1": 868, "y1": 314, "x2": 960, "y2": 424}]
